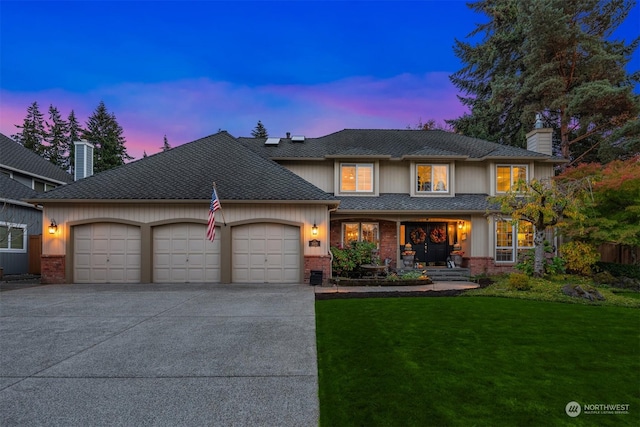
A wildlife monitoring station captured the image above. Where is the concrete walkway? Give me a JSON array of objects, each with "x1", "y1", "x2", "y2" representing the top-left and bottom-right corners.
[
  {"x1": 314, "y1": 281, "x2": 479, "y2": 294},
  {"x1": 0, "y1": 283, "x2": 318, "y2": 426}
]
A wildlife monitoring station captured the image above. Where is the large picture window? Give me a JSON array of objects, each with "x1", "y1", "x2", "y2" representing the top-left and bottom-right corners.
[
  {"x1": 495, "y1": 220, "x2": 533, "y2": 262},
  {"x1": 0, "y1": 222, "x2": 27, "y2": 252},
  {"x1": 416, "y1": 164, "x2": 449, "y2": 193},
  {"x1": 340, "y1": 164, "x2": 373, "y2": 193},
  {"x1": 342, "y1": 222, "x2": 379, "y2": 247},
  {"x1": 496, "y1": 165, "x2": 528, "y2": 193}
]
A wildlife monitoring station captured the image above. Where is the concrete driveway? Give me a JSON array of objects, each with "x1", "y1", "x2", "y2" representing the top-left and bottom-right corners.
[{"x1": 0, "y1": 283, "x2": 319, "y2": 426}]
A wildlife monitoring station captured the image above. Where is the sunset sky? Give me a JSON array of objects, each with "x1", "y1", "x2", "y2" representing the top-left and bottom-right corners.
[{"x1": 1, "y1": 1, "x2": 638, "y2": 160}]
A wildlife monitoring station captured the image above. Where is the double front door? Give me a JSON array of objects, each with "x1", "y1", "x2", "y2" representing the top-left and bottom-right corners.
[{"x1": 404, "y1": 222, "x2": 449, "y2": 265}]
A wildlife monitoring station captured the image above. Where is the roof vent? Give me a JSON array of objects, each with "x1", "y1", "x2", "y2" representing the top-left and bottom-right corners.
[
  {"x1": 265, "y1": 137, "x2": 280, "y2": 146},
  {"x1": 291, "y1": 135, "x2": 305, "y2": 142}
]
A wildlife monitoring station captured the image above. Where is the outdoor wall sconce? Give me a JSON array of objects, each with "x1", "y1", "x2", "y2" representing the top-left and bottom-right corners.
[
  {"x1": 311, "y1": 223, "x2": 318, "y2": 236},
  {"x1": 48, "y1": 220, "x2": 58, "y2": 234},
  {"x1": 458, "y1": 221, "x2": 464, "y2": 230}
]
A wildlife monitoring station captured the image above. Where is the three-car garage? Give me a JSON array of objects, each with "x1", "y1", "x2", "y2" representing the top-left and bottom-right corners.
[{"x1": 72, "y1": 222, "x2": 301, "y2": 284}]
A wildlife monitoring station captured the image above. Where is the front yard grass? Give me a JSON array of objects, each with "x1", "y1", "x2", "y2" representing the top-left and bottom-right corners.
[{"x1": 316, "y1": 297, "x2": 640, "y2": 426}]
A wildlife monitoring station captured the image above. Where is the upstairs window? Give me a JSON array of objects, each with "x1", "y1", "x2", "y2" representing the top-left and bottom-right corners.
[
  {"x1": 416, "y1": 164, "x2": 449, "y2": 193},
  {"x1": 0, "y1": 222, "x2": 27, "y2": 253},
  {"x1": 497, "y1": 165, "x2": 528, "y2": 193},
  {"x1": 340, "y1": 163, "x2": 373, "y2": 193}
]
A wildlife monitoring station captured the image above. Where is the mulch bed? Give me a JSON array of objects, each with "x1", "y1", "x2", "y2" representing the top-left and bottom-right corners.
[{"x1": 315, "y1": 289, "x2": 468, "y2": 300}]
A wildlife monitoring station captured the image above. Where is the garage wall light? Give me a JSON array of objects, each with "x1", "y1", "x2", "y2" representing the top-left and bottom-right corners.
[
  {"x1": 48, "y1": 220, "x2": 58, "y2": 234},
  {"x1": 311, "y1": 223, "x2": 318, "y2": 236}
]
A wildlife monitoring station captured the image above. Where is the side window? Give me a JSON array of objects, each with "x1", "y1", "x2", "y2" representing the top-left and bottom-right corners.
[{"x1": 0, "y1": 222, "x2": 27, "y2": 252}]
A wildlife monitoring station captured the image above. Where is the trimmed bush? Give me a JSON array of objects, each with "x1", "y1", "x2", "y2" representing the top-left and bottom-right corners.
[
  {"x1": 508, "y1": 273, "x2": 531, "y2": 291},
  {"x1": 596, "y1": 262, "x2": 640, "y2": 280}
]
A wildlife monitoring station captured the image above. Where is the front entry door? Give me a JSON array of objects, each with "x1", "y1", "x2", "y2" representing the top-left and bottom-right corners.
[{"x1": 405, "y1": 223, "x2": 449, "y2": 265}]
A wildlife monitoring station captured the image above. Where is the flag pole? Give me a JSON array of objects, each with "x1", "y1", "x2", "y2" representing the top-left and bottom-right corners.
[{"x1": 212, "y1": 181, "x2": 227, "y2": 226}]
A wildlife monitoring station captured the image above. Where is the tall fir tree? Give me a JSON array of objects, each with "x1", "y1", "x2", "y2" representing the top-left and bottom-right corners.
[
  {"x1": 251, "y1": 120, "x2": 269, "y2": 138},
  {"x1": 162, "y1": 134, "x2": 171, "y2": 151},
  {"x1": 44, "y1": 104, "x2": 70, "y2": 170},
  {"x1": 67, "y1": 110, "x2": 83, "y2": 174},
  {"x1": 12, "y1": 101, "x2": 46, "y2": 155},
  {"x1": 82, "y1": 101, "x2": 133, "y2": 172},
  {"x1": 448, "y1": 0, "x2": 639, "y2": 163}
]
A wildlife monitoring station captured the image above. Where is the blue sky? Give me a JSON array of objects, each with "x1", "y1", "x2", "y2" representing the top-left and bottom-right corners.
[{"x1": 1, "y1": 1, "x2": 638, "y2": 160}]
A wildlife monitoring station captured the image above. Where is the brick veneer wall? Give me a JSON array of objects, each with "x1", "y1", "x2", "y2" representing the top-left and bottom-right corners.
[
  {"x1": 304, "y1": 255, "x2": 332, "y2": 285},
  {"x1": 467, "y1": 257, "x2": 516, "y2": 276},
  {"x1": 329, "y1": 219, "x2": 398, "y2": 270},
  {"x1": 41, "y1": 255, "x2": 66, "y2": 284}
]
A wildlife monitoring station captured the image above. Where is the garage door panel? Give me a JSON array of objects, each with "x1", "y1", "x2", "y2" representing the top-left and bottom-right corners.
[
  {"x1": 152, "y1": 224, "x2": 220, "y2": 283},
  {"x1": 232, "y1": 223, "x2": 300, "y2": 283},
  {"x1": 74, "y1": 224, "x2": 141, "y2": 284}
]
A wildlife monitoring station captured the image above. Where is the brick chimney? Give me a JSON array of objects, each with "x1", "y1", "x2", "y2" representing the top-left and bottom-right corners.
[
  {"x1": 74, "y1": 140, "x2": 94, "y2": 181},
  {"x1": 526, "y1": 113, "x2": 553, "y2": 155}
]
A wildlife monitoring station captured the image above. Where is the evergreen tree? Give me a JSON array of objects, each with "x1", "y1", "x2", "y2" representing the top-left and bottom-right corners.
[
  {"x1": 12, "y1": 101, "x2": 46, "y2": 155},
  {"x1": 162, "y1": 134, "x2": 171, "y2": 151},
  {"x1": 44, "y1": 104, "x2": 70, "y2": 170},
  {"x1": 251, "y1": 120, "x2": 269, "y2": 138},
  {"x1": 449, "y1": 0, "x2": 639, "y2": 162},
  {"x1": 67, "y1": 110, "x2": 83, "y2": 174},
  {"x1": 82, "y1": 101, "x2": 133, "y2": 172}
]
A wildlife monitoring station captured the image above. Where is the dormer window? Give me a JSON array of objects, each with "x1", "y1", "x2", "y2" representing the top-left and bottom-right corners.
[
  {"x1": 496, "y1": 165, "x2": 528, "y2": 193},
  {"x1": 340, "y1": 163, "x2": 373, "y2": 193},
  {"x1": 416, "y1": 164, "x2": 449, "y2": 193}
]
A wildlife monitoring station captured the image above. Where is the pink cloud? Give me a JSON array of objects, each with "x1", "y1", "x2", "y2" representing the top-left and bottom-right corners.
[{"x1": 1, "y1": 73, "x2": 468, "y2": 160}]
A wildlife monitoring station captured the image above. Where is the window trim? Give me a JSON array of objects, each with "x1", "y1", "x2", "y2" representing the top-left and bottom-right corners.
[
  {"x1": 496, "y1": 164, "x2": 529, "y2": 194},
  {"x1": 415, "y1": 163, "x2": 450, "y2": 195},
  {"x1": 341, "y1": 222, "x2": 380, "y2": 248},
  {"x1": 338, "y1": 162, "x2": 375, "y2": 194},
  {"x1": 0, "y1": 222, "x2": 28, "y2": 253},
  {"x1": 495, "y1": 219, "x2": 534, "y2": 263}
]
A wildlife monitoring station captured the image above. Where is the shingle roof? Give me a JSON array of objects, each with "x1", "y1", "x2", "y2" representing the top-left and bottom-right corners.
[
  {"x1": 239, "y1": 128, "x2": 562, "y2": 161},
  {"x1": 0, "y1": 173, "x2": 39, "y2": 202},
  {"x1": 30, "y1": 132, "x2": 336, "y2": 202},
  {"x1": 336, "y1": 193, "x2": 498, "y2": 213},
  {"x1": 0, "y1": 133, "x2": 73, "y2": 184}
]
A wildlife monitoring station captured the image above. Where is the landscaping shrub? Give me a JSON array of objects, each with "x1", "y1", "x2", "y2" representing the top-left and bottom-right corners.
[
  {"x1": 593, "y1": 271, "x2": 617, "y2": 285},
  {"x1": 516, "y1": 241, "x2": 565, "y2": 276},
  {"x1": 561, "y1": 240, "x2": 600, "y2": 275},
  {"x1": 596, "y1": 261, "x2": 640, "y2": 280},
  {"x1": 507, "y1": 273, "x2": 531, "y2": 291},
  {"x1": 330, "y1": 241, "x2": 377, "y2": 277}
]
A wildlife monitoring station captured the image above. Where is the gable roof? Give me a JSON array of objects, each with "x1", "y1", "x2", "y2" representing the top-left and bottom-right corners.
[
  {"x1": 0, "y1": 173, "x2": 39, "y2": 203},
  {"x1": 239, "y1": 128, "x2": 563, "y2": 162},
  {"x1": 0, "y1": 133, "x2": 73, "y2": 184},
  {"x1": 29, "y1": 132, "x2": 336, "y2": 203}
]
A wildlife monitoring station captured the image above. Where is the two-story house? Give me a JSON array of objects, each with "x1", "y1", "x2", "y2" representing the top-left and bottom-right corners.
[
  {"x1": 0, "y1": 133, "x2": 74, "y2": 276},
  {"x1": 30, "y1": 127, "x2": 563, "y2": 285},
  {"x1": 240, "y1": 127, "x2": 563, "y2": 277}
]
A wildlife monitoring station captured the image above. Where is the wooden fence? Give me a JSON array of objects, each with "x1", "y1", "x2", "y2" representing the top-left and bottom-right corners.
[{"x1": 598, "y1": 243, "x2": 638, "y2": 265}]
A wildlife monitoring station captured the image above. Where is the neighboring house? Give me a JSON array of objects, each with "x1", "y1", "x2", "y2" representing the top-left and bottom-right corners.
[
  {"x1": 30, "y1": 132, "x2": 338, "y2": 284},
  {"x1": 31, "y1": 127, "x2": 564, "y2": 285},
  {"x1": 0, "y1": 133, "x2": 73, "y2": 275},
  {"x1": 239, "y1": 127, "x2": 564, "y2": 277}
]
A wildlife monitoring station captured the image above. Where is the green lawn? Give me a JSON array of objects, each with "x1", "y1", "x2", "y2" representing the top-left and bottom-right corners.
[{"x1": 316, "y1": 297, "x2": 640, "y2": 426}]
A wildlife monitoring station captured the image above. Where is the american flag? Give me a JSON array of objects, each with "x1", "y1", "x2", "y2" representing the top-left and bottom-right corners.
[{"x1": 207, "y1": 188, "x2": 221, "y2": 242}]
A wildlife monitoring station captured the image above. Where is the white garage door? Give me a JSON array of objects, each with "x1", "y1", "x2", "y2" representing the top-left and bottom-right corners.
[
  {"x1": 153, "y1": 223, "x2": 220, "y2": 283},
  {"x1": 232, "y1": 223, "x2": 300, "y2": 283},
  {"x1": 74, "y1": 223, "x2": 141, "y2": 283}
]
